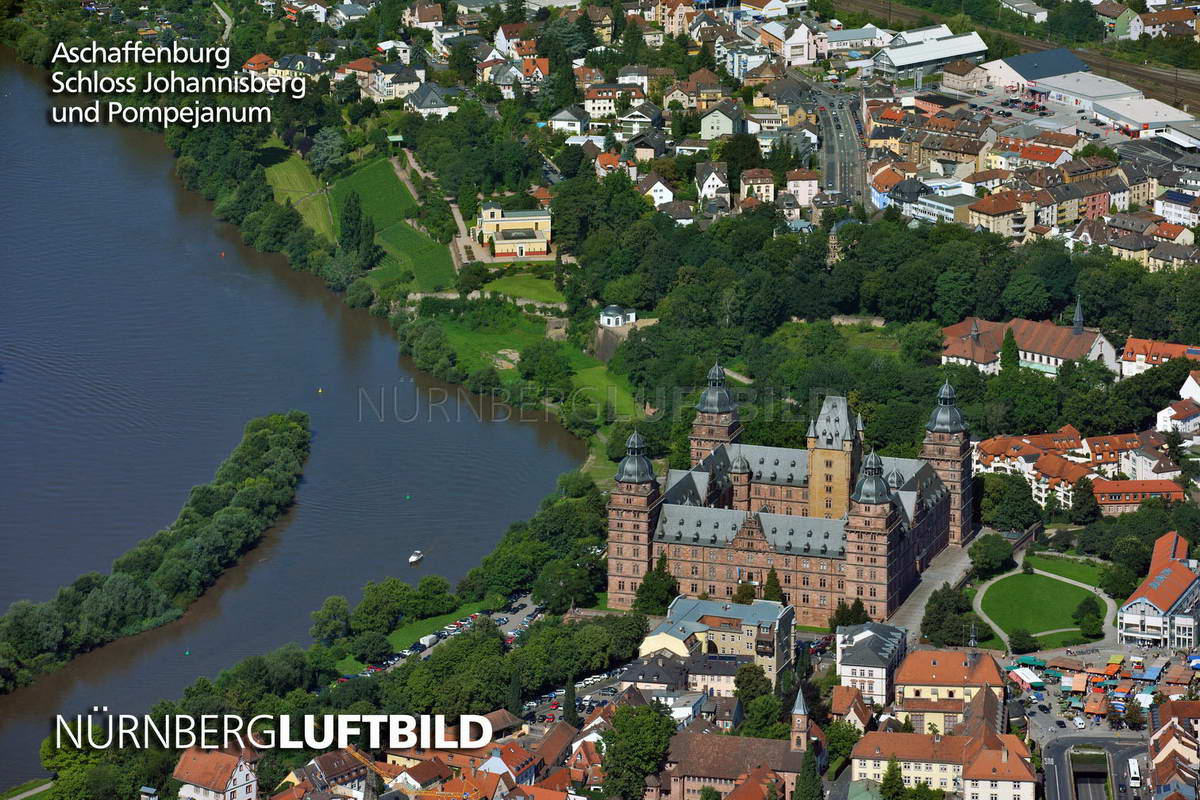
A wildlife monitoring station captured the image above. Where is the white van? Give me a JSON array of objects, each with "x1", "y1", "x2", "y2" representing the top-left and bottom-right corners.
[{"x1": 1074, "y1": 717, "x2": 1086, "y2": 729}]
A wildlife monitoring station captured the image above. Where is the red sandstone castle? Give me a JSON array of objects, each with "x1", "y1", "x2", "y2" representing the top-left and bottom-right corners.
[{"x1": 606, "y1": 365, "x2": 975, "y2": 626}]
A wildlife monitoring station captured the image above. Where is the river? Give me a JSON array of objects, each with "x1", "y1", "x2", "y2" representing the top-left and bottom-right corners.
[{"x1": 0, "y1": 51, "x2": 587, "y2": 785}]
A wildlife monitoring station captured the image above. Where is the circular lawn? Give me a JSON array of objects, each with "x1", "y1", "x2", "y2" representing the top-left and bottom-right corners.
[{"x1": 979, "y1": 572, "x2": 1095, "y2": 636}]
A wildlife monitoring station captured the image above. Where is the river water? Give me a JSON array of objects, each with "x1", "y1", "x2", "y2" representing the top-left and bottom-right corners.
[{"x1": 0, "y1": 51, "x2": 586, "y2": 785}]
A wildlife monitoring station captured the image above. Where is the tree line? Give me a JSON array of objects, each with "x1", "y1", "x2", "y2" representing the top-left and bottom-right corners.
[{"x1": 0, "y1": 412, "x2": 310, "y2": 695}]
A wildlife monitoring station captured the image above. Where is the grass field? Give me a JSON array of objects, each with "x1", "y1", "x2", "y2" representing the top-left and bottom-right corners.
[
  {"x1": 483, "y1": 275, "x2": 565, "y2": 304},
  {"x1": 262, "y1": 147, "x2": 334, "y2": 241},
  {"x1": 370, "y1": 222, "x2": 456, "y2": 292},
  {"x1": 1024, "y1": 554, "x2": 1103, "y2": 586},
  {"x1": 0, "y1": 780, "x2": 51, "y2": 799},
  {"x1": 980, "y1": 573, "x2": 1094, "y2": 635},
  {"x1": 330, "y1": 158, "x2": 418, "y2": 234},
  {"x1": 334, "y1": 600, "x2": 488, "y2": 674},
  {"x1": 1037, "y1": 629, "x2": 1089, "y2": 649},
  {"x1": 325, "y1": 158, "x2": 454, "y2": 294}
]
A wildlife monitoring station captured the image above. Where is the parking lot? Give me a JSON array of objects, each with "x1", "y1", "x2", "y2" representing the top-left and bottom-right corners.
[
  {"x1": 521, "y1": 667, "x2": 630, "y2": 726},
  {"x1": 339, "y1": 592, "x2": 542, "y2": 682},
  {"x1": 943, "y1": 83, "x2": 1130, "y2": 146}
]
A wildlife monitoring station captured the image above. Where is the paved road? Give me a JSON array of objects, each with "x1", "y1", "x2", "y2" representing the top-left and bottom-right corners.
[
  {"x1": 809, "y1": 88, "x2": 865, "y2": 202},
  {"x1": 1043, "y1": 737, "x2": 1145, "y2": 800},
  {"x1": 888, "y1": 543, "x2": 973, "y2": 645},
  {"x1": 5, "y1": 782, "x2": 51, "y2": 800}
]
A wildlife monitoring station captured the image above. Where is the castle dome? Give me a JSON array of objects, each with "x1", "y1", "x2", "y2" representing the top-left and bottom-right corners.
[
  {"x1": 885, "y1": 467, "x2": 904, "y2": 490},
  {"x1": 926, "y1": 380, "x2": 967, "y2": 434},
  {"x1": 696, "y1": 362, "x2": 735, "y2": 414},
  {"x1": 731, "y1": 450, "x2": 751, "y2": 474},
  {"x1": 615, "y1": 430, "x2": 655, "y2": 484},
  {"x1": 851, "y1": 451, "x2": 891, "y2": 505}
]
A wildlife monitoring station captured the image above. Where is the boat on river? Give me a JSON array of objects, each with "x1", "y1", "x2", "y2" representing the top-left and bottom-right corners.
[{"x1": 409, "y1": 550, "x2": 424, "y2": 564}]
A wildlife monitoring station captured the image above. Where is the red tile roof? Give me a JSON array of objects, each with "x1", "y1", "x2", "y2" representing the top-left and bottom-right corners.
[
  {"x1": 895, "y1": 651, "x2": 1004, "y2": 687},
  {"x1": 1121, "y1": 337, "x2": 1200, "y2": 365},
  {"x1": 943, "y1": 317, "x2": 1103, "y2": 364},
  {"x1": 173, "y1": 747, "x2": 240, "y2": 792},
  {"x1": 1124, "y1": 531, "x2": 1195, "y2": 611}
]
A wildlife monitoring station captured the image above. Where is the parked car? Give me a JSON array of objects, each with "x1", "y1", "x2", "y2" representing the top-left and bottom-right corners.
[{"x1": 1055, "y1": 720, "x2": 1066, "y2": 728}]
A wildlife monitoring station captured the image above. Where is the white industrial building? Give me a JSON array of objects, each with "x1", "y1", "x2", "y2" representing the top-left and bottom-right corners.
[
  {"x1": 1093, "y1": 97, "x2": 1194, "y2": 137},
  {"x1": 1030, "y1": 71, "x2": 1142, "y2": 112},
  {"x1": 870, "y1": 30, "x2": 987, "y2": 80}
]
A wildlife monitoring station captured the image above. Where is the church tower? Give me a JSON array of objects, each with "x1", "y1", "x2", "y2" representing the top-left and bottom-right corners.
[
  {"x1": 689, "y1": 364, "x2": 743, "y2": 465},
  {"x1": 921, "y1": 381, "x2": 975, "y2": 546},
  {"x1": 844, "y1": 451, "x2": 903, "y2": 621},
  {"x1": 730, "y1": 450, "x2": 751, "y2": 511},
  {"x1": 607, "y1": 431, "x2": 661, "y2": 610},
  {"x1": 790, "y1": 681, "x2": 812, "y2": 752}
]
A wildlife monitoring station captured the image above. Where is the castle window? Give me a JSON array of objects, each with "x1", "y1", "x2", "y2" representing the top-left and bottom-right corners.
[
  {"x1": 691, "y1": 565, "x2": 699, "y2": 576},
  {"x1": 825, "y1": 499, "x2": 832, "y2": 509},
  {"x1": 784, "y1": 574, "x2": 791, "y2": 584},
  {"x1": 802, "y1": 594, "x2": 810, "y2": 604},
  {"x1": 856, "y1": 586, "x2": 863, "y2": 596},
  {"x1": 802, "y1": 576, "x2": 809, "y2": 586},
  {"x1": 709, "y1": 566, "x2": 716, "y2": 577},
  {"x1": 825, "y1": 459, "x2": 833, "y2": 468},
  {"x1": 725, "y1": 585, "x2": 733, "y2": 596},
  {"x1": 618, "y1": 581, "x2": 625, "y2": 592}
]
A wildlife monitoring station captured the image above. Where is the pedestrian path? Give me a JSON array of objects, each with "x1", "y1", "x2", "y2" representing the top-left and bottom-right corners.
[{"x1": 971, "y1": 566, "x2": 1117, "y2": 653}]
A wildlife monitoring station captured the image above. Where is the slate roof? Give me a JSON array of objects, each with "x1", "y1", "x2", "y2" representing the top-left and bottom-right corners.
[
  {"x1": 1000, "y1": 48, "x2": 1089, "y2": 81},
  {"x1": 836, "y1": 621, "x2": 907, "y2": 668}
]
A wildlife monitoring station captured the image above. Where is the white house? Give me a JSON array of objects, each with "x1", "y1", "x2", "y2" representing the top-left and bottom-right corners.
[
  {"x1": 550, "y1": 104, "x2": 590, "y2": 134},
  {"x1": 835, "y1": 621, "x2": 907, "y2": 706},
  {"x1": 600, "y1": 305, "x2": 638, "y2": 326},
  {"x1": 740, "y1": 0, "x2": 789, "y2": 18},
  {"x1": 329, "y1": 2, "x2": 368, "y2": 28},
  {"x1": 638, "y1": 172, "x2": 675, "y2": 206},
  {"x1": 1157, "y1": 371, "x2": 1200, "y2": 434},
  {"x1": 402, "y1": 0, "x2": 443, "y2": 28},
  {"x1": 695, "y1": 161, "x2": 730, "y2": 200},
  {"x1": 173, "y1": 747, "x2": 257, "y2": 800},
  {"x1": 786, "y1": 168, "x2": 820, "y2": 207}
]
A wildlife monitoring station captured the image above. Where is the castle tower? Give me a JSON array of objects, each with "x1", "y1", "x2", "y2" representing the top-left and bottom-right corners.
[
  {"x1": 689, "y1": 363, "x2": 743, "y2": 465},
  {"x1": 921, "y1": 381, "x2": 975, "y2": 547},
  {"x1": 844, "y1": 451, "x2": 903, "y2": 621},
  {"x1": 731, "y1": 450, "x2": 751, "y2": 511},
  {"x1": 607, "y1": 431, "x2": 661, "y2": 610},
  {"x1": 805, "y1": 396, "x2": 863, "y2": 519}
]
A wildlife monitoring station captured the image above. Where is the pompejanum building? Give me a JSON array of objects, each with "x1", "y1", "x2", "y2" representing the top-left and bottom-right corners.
[{"x1": 606, "y1": 366, "x2": 975, "y2": 626}]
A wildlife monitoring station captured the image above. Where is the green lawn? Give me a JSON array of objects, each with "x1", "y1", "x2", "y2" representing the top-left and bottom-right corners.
[
  {"x1": 1037, "y1": 629, "x2": 1089, "y2": 650},
  {"x1": 328, "y1": 158, "x2": 454, "y2": 294},
  {"x1": 335, "y1": 600, "x2": 489, "y2": 674},
  {"x1": 330, "y1": 158, "x2": 418, "y2": 234},
  {"x1": 0, "y1": 780, "x2": 51, "y2": 799},
  {"x1": 980, "y1": 573, "x2": 1094, "y2": 635},
  {"x1": 1024, "y1": 554, "x2": 1103, "y2": 586},
  {"x1": 370, "y1": 222, "x2": 456, "y2": 292},
  {"x1": 843, "y1": 326, "x2": 899, "y2": 354},
  {"x1": 483, "y1": 275, "x2": 565, "y2": 304},
  {"x1": 442, "y1": 316, "x2": 547, "y2": 376},
  {"x1": 262, "y1": 147, "x2": 334, "y2": 241}
]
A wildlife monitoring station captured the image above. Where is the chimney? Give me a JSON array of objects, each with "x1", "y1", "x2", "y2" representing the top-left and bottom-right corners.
[{"x1": 1002, "y1": 747, "x2": 1009, "y2": 763}]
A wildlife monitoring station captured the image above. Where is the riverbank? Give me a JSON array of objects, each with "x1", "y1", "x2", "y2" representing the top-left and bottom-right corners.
[
  {"x1": 0, "y1": 412, "x2": 311, "y2": 696},
  {"x1": 0, "y1": 50, "x2": 588, "y2": 787}
]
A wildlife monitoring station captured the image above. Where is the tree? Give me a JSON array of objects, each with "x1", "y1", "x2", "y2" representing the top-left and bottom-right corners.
[
  {"x1": 825, "y1": 719, "x2": 862, "y2": 760},
  {"x1": 794, "y1": 747, "x2": 823, "y2": 800},
  {"x1": 1000, "y1": 328, "x2": 1019, "y2": 373},
  {"x1": 1009, "y1": 628, "x2": 1039, "y2": 654},
  {"x1": 1072, "y1": 596, "x2": 1102, "y2": 626},
  {"x1": 507, "y1": 669, "x2": 522, "y2": 715},
  {"x1": 1002, "y1": 271, "x2": 1051, "y2": 319},
  {"x1": 1070, "y1": 477, "x2": 1100, "y2": 525},
  {"x1": 735, "y1": 663, "x2": 773, "y2": 705},
  {"x1": 733, "y1": 582, "x2": 757, "y2": 604},
  {"x1": 600, "y1": 703, "x2": 676, "y2": 800},
  {"x1": 532, "y1": 558, "x2": 597, "y2": 613},
  {"x1": 740, "y1": 693, "x2": 788, "y2": 738},
  {"x1": 980, "y1": 474, "x2": 1041, "y2": 532},
  {"x1": 828, "y1": 598, "x2": 870, "y2": 630},
  {"x1": 310, "y1": 595, "x2": 351, "y2": 644},
  {"x1": 880, "y1": 758, "x2": 905, "y2": 800},
  {"x1": 899, "y1": 716, "x2": 914, "y2": 733},
  {"x1": 564, "y1": 676, "x2": 581, "y2": 727},
  {"x1": 308, "y1": 127, "x2": 348, "y2": 175},
  {"x1": 968, "y1": 533, "x2": 1015, "y2": 579},
  {"x1": 700, "y1": 788, "x2": 721, "y2": 800},
  {"x1": 633, "y1": 553, "x2": 679, "y2": 615},
  {"x1": 898, "y1": 321, "x2": 944, "y2": 365},
  {"x1": 518, "y1": 339, "x2": 575, "y2": 397},
  {"x1": 1080, "y1": 613, "x2": 1103, "y2": 639},
  {"x1": 351, "y1": 630, "x2": 392, "y2": 664},
  {"x1": 1099, "y1": 563, "x2": 1139, "y2": 599},
  {"x1": 763, "y1": 567, "x2": 784, "y2": 602},
  {"x1": 1124, "y1": 701, "x2": 1145, "y2": 730}
]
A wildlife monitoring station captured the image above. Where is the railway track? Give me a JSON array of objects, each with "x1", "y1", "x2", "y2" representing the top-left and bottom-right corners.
[{"x1": 835, "y1": 0, "x2": 1200, "y2": 109}]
